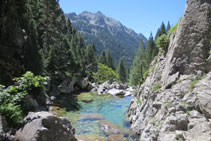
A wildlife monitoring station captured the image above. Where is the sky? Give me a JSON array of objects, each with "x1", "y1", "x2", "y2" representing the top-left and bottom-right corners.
[{"x1": 59, "y1": 0, "x2": 186, "y2": 38}]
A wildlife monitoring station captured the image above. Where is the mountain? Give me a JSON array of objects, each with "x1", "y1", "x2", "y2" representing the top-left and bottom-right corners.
[
  {"x1": 128, "y1": 0, "x2": 211, "y2": 140},
  {"x1": 66, "y1": 11, "x2": 147, "y2": 67}
]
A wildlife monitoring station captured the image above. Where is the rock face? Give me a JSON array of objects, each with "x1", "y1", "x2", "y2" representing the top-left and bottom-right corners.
[
  {"x1": 14, "y1": 112, "x2": 76, "y2": 141},
  {"x1": 128, "y1": 0, "x2": 211, "y2": 141}
]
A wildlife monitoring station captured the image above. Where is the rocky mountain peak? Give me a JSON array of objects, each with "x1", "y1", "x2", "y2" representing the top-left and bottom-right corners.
[
  {"x1": 128, "y1": 0, "x2": 211, "y2": 140},
  {"x1": 66, "y1": 11, "x2": 147, "y2": 67}
]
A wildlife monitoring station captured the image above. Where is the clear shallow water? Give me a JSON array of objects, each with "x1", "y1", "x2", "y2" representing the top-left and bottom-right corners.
[{"x1": 65, "y1": 93, "x2": 132, "y2": 137}]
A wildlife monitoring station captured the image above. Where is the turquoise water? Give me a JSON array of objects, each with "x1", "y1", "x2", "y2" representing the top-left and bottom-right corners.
[{"x1": 65, "y1": 93, "x2": 132, "y2": 137}]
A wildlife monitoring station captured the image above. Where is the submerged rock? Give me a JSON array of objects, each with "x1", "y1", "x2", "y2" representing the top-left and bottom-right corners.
[
  {"x1": 107, "y1": 134, "x2": 127, "y2": 141},
  {"x1": 77, "y1": 93, "x2": 94, "y2": 103},
  {"x1": 79, "y1": 113, "x2": 104, "y2": 121},
  {"x1": 98, "y1": 120, "x2": 127, "y2": 136},
  {"x1": 14, "y1": 112, "x2": 76, "y2": 141},
  {"x1": 75, "y1": 134, "x2": 106, "y2": 141}
]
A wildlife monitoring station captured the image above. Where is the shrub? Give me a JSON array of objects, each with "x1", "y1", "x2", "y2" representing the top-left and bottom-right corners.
[
  {"x1": 93, "y1": 63, "x2": 118, "y2": 84},
  {"x1": 155, "y1": 34, "x2": 170, "y2": 54},
  {"x1": 168, "y1": 22, "x2": 178, "y2": 35},
  {"x1": 0, "y1": 72, "x2": 48, "y2": 127}
]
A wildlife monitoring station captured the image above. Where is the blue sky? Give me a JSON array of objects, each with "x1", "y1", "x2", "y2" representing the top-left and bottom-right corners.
[{"x1": 59, "y1": 0, "x2": 186, "y2": 38}]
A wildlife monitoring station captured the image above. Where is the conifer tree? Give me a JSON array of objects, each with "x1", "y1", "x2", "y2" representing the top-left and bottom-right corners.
[
  {"x1": 117, "y1": 58, "x2": 126, "y2": 83},
  {"x1": 107, "y1": 50, "x2": 115, "y2": 70},
  {"x1": 99, "y1": 50, "x2": 107, "y2": 65},
  {"x1": 129, "y1": 40, "x2": 147, "y2": 86},
  {"x1": 166, "y1": 21, "x2": 171, "y2": 32}
]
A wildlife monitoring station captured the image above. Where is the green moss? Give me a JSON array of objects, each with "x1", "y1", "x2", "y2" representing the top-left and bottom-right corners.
[
  {"x1": 186, "y1": 109, "x2": 190, "y2": 115},
  {"x1": 176, "y1": 134, "x2": 185, "y2": 141},
  {"x1": 190, "y1": 78, "x2": 199, "y2": 90},
  {"x1": 152, "y1": 83, "x2": 161, "y2": 92},
  {"x1": 136, "y1": 97, "x2": 142, "y2": 106}
]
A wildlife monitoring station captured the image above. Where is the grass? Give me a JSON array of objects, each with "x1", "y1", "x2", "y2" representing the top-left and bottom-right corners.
[{"x1": 152, "y1": 83, "x2": 161, "y2": 92}]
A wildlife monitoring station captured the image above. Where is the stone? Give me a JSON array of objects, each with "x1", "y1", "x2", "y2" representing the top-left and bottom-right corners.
[
  {"x1": 107, "y1": 134, "x2": 127, "y2": 141},
  {"x1": 77, "y1": 93, "x2": 94, "y2": 103},
  {"x1": 97, "y1": 81, "x2": 111, "y2": 94},
  {"x1": 79, "y1": 113, "x2": 104, "y2": 121},
  {"x1": 58, "y1": 79, "x2": 75, "y2": 94},
  {"x1": 98, "y1": 120, "x2": 127, "y2": 136},
  {"x1": 107, "y1": 88, "x2": 125, "y2": 96},
  {"x1": 23, "y1": 95, "x2": 39, "y2": 111},
  {"x1": 79, "y1": 77, "x2": 90, "y2": 90},
  {"x1": 0, "y1": 115, "x2": 7, "y2": 133},
  {"x1": 193, "y1": 72, "x2": 211, "y2": 118},
  {"x1": 75, "y1": 134, "x2": 106, "y2": 141},
  {"x1": 14, "y1": 112, "x2": 76, "y2": 141}
]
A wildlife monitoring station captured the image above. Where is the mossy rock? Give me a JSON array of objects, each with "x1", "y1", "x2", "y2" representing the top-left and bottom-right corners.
[{"x1": 77, "y1": 93, "x2": 94, "y2": 103}]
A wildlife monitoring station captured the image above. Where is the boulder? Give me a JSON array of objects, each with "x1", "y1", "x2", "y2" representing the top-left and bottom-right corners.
[
  {"x1": 79, "y1": 113, "x2": 104, "y2": 121},
  {"x1": 107, "y1": 88, "x2": 126, "y2": 96},
  {"x1": 77, "y1": 93, "x2": 94, "y2": 103},
  {"x1": 194, "y1": 72, "x2": 211, "y2": 118},
  {"x1": 23, "y1": 95, "x2": 39, "y2": 111},
  {"x1": 75, "y1": 134, "x2": 106, "y2": 141},
  {"x1": 107, "y1": 134, "x2": 127, "y2": 141},
  {"x1": 97, "y1": 81, "x2": 110, "y2": 94},
  {"x1": 58, "y1": 79, "x2": 75, "y2": 94},
  {"x1": 98, "y1": 120, "x2": 127, "y2": 136},
  {"x1": 78, "y1": 77, "x2": 91, "y2": 90},
  {"x1": 14, "y1": 112, "x2": 76, "y2": 141},
  {"x1": 0, "y1": 115, "x2": 7, "y2": 133}
]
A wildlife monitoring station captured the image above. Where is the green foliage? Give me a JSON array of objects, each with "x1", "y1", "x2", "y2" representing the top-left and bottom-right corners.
[
  {"x1": 168, "y1": 22, "x2": 178, "y2": 35},
  {"x1": 99, "y1": 50, "x2": 107, "y2": 65},
  {"x1": 93, "y1": 63, "x2": 118, "y2": 84},
  {"x1": 155, "y1": 34, "x2": 170, "y2": 54},
  {"x1": 152, "y1": 83, "x2": 161, "y2": 92},
  {"x1": 107, "y1": 50, "x2": 115, "y2": 70},
  {"x1": 129, "y1": 40, "x2": 147, "y2": 86},
  {"x1": 117, "y1": 58, "x2": 127, "y2": 83},
  {"x1": 0, "y1": 72, "x2": 48, "y2": 126}
]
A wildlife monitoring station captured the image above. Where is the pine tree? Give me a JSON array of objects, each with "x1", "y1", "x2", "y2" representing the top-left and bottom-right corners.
[
  {"x1": 160, "y1": 22, "x2": 166, "y2": 35},
  {"x1": 166, "y1": 21, "x2": 171, "y2": 32},
  {"x1": 129, "y1": 40, "x2": 147, "y2": 86},
  {"x1": 107, "y1": 50, "x2": 115, "y2": 70},
  {"x1": 85, "y1": 44, "x2": 98, "y2": 78},
  {"x1": 99, "y1": 50, "x2": 107, "y2": 65},
  {"x1": 117, "y1": 58, "x2": 126, "y2": 83},
  {"x1": 146, "y1": 33, "x2": 156, "y2": 65}
]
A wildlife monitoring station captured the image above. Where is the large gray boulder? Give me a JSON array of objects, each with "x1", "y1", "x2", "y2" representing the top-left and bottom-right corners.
[{"x1": 14, "y1": 112, "x2": 76, "y2": 141}]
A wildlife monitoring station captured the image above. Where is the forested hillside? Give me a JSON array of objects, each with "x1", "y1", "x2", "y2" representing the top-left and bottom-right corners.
[
  {"x1": 66, "y1": 11, "x2": 147, "y2": 67},
  {"x1": 0, "y1": 0, "x2": 96, "y2": 88}
]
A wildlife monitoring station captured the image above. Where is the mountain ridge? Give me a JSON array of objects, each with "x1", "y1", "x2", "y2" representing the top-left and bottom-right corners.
[{"x1": 66, "y1": 11, "x2": 147, "y2": 67}]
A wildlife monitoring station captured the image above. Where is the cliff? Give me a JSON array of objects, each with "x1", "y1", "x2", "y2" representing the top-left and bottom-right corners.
[{"x1": 128, "y1": 0, "x2": 211, "y2": 140}]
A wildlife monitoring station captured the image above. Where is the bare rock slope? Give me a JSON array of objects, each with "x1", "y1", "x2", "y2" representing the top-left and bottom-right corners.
[{"x1": 128, "y1": 0, "x2": 211, "y2": 140}]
